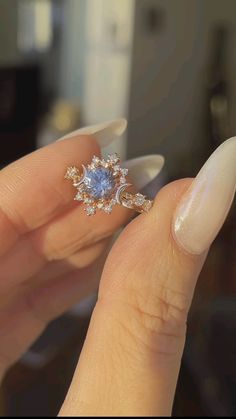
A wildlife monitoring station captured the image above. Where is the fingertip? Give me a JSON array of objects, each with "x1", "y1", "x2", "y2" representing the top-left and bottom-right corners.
[
  {"x1": 152, "y1": 178, "x2": 193, "y2": 212},
  {"x1": 151, "y1": 178, "x2": 206, "y2": 263}
]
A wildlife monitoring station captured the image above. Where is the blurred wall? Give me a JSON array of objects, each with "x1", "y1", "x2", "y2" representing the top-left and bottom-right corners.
[
  {"x1": 127, "y1": 0, "x2": 236, "y2": 177},
  {"x1": 1, "y1": 0, "x2": 236, "y2": 168},
  {"x1": 0, "y1": 0, "x2": 20, "y2": 65},
  {"x1": 57, "y1": 0, "x2": 86, "y2": 101},
  {"x1": 55, "y1": 0, "x2": 135, "y2": 159}
]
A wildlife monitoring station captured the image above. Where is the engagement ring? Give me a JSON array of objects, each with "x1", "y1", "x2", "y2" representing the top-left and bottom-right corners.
[{"x1": 65, "y1": 153, "x2": 153, "y2": 216}]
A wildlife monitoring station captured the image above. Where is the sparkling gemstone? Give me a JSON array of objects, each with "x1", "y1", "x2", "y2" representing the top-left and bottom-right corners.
[
  {"x1": 100, "y1": 159, "x2": 108, "y2": 167},
  {"x1": 85, "y1": 167, "x2": 115, "y2": 199},
  {"x1": 143, "y1": 200, "x2": 152, "y2": 211},
  {"x1": 120, "y1": 168, "x2": 128, "y2": 176},
  {"x1": 97, "y1": 201, "x2": 105, "y2": 209},
  {"x1": 113, "y1": 164, "x2": 120, "y2": 172},
  {"x1": 134, "y1": 193, "x2": 145, "y2": 206},
  {"x1": 125, "y1": 200, "x2": 134, "y2": 209},
  {"x1": 86, "y1": 206, "x2": 96, "y2": 216},
  {"x1": 74, "y1": 191, "x2": 83, "y2": 201},
  {"x1": 88, "y1": 163, "x2": 95, "y2": 170},
  {"x1": 108, "y1": 153, "x2": 119, "y2": 164},
  {"x1": 84, "y1": 197, "x2": 94, "y2": 204},
  {"x1": 92, "y1": 156, "x2": 100, "y2": 165},
  {"x1": 103, "y1": 205, "x2": 112, "y2": 214}
]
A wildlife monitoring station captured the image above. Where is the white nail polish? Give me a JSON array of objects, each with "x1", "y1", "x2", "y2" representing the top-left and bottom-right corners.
[
  {"x1": 57, "y1": 118, "x2": 127, "y2": 147},
  {"x1": 173, "y1": 137, "x2": 236, "y2": 254},
  {"x1": 124, "y1": 155, "x2": 165, "y2": 190}
]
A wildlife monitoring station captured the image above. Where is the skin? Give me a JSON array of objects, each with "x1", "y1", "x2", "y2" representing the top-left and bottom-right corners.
[{"x1": 0, "y1": 135, "x2": 207, "y2": 416}]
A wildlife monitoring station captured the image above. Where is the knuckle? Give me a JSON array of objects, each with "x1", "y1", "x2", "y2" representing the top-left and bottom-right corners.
[
  {"x1": 34, "y1": 228, "x2": 96, "y2": 261},
  {"x1": 35, "y1": 218, "x2": 114, "y2": 262},
  {"x1": 98, "y1": 289, "x2": 187, "y2": 360},
  {"x1": 128, "y1": 288, "x2": 187, "y2": 357}
]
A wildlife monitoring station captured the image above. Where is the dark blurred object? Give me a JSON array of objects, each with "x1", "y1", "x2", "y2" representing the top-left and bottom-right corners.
[
  {"x1": 0, "y1": 0, "x2": 58, "y2": 167},
  {"x1": 0, "y1": 66, "x2": 40, "y2": 166},
  {"x1": 2, "y1": 312, "x2": 91, "y2": 417},
  {"x1": 174, "y1": 203, "x2": 236, "y2": 417},
  {"x1": 175, "y1": 298, "x2": 236, "y2": 417},
  {"x1": 206, "y1": 25, "x2": 231, "y2": 152},
  {"x1": 143, "y1": 4, "x2": 165, "y2": 35}
]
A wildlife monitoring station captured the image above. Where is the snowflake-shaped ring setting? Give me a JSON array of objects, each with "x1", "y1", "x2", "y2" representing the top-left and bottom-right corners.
[{"x1": 65, "y1": 154, "x2": 153, "y2": 216}]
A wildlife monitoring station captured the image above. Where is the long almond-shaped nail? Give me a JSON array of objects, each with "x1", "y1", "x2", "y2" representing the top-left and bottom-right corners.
[
  {"x1": 124, "y1": 155, "x2": 164, "y2": 190},
  {"x1": 173, "y1": 137, "x2": 236, "y2": 254},
  {"x1": 57, "y1": 118, "x2": 127, "y2": 147}
]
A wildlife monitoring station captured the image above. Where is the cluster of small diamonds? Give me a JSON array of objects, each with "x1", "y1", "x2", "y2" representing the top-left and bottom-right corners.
[
  {"x1": 121, "y1": 192, "x2": 153, "y2": 213},
  {"x1": 65, "y1": 154, "x2": 129, "y2": 216}
]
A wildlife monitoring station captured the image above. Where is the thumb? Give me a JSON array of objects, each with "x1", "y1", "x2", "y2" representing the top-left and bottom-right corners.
[{"x1": 61, "y1": 138, "x2": 236, "y2": 416}]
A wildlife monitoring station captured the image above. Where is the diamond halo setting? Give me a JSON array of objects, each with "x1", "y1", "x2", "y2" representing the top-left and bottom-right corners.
[
  {"x1": 65, "y1": 153, "x2": 153, "y2": 216},
  {"x1": 65, "y1": 154, "x2": 130, "y2": 215}
]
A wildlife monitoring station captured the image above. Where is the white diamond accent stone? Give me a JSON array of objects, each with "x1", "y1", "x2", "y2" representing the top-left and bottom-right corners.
[
  {"x1": 134, "y1": 193, "x2": 145, "y2": 206},
  {"x1": 74, "y1": 192, "x2": 83, "y2": 201},
  {"x1": 126, "y1": 200, "x2": 134, "y2": 208},
  {"x1": 76, "y1": 184, "x2": 84, "y2": 192},
  {"x1": 88, "y1": 163, "x2": 96, "y2": 170},
  {"x1": 143, "y1": 200, "x2": 152, "y2": 211},
  {"x1": 113, "y1": 164, "x2": 120, "y2": 172},
  {"x1": 108, "y1": 153, "x2": 119, "y2": 164},
  {"x1": 100, "y1": 159, "x2": 109, "y2": 167},
  {"x1": 97, "y1": 201, "x2": 105, "y2": 209},
  {"x1": 92, "y1": 156, "x2": 100, "y2": 165},
  {"x1": 110, "y1": 198, "x2": 117, "y2": 206},
  {"x1": 84, "y1": 197, "x2": 94, "y2": 204},
  {"x1": 120, "y1": 168, "x2": 128, "y2": 176},
  {"x1": 103, "y1": 205, "x2": 112, "y2": 214},
  {"x1": 120, "y1": 177, "x2": 126, "y2": 184},
  {"x1": 86, "y1": 206, "x2": 96, "y2": 216}
]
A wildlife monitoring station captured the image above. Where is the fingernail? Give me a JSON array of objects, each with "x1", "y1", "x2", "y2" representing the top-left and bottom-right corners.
[
  {"x1": 173, "y1": 137, "x2": 236, "y2": 255},
  {"x1": 57, "y1": 118, "x2": 127, "y2": 147},
  {"x1": 124, "y1": 154, "x2": 165, "y2": 190}
]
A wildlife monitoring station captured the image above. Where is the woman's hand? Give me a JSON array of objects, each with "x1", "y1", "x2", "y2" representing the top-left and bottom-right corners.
[
  {"x1": 0, "y1": 120, "x2": 235, "y2": 417},
  {"x1": 60, "y1": 137, "x2": 235, "y2": 416},
  {"x1": 0, "y1": 120, "x2": 138, "y2": 378}
]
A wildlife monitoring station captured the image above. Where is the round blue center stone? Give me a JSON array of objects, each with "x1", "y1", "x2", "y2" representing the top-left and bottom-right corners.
[{"x1": 85, "y1": 167, "x2": 115, "y2": 199}]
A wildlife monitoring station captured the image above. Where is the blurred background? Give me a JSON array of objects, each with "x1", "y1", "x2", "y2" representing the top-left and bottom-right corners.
[{"x1": 0, "y1": 0, "x2": 236, "y2": 416}]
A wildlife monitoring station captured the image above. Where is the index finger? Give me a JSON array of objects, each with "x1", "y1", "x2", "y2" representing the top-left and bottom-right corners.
[{"x1": 0, "y1": 135, "x2": 99, "y2": 255}]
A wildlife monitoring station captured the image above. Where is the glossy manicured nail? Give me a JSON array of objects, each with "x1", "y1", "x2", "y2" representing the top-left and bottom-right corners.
[
  {"x1": 173, "y1": 137, "x2": 236, "y2": 254},
  {"x1": 124, "y1": 155, "x2": 164, "y2": 190},
  {"x1": 58, "y1": 118, "x2": 127, "y2": 147}
]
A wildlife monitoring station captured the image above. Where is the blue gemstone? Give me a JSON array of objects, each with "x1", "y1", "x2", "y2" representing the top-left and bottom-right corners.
[{"x1": 85, "y1": 167, "x2": 115, "y2": 199}]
